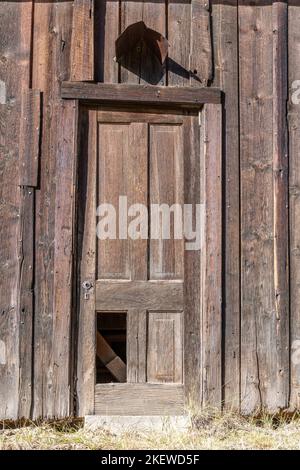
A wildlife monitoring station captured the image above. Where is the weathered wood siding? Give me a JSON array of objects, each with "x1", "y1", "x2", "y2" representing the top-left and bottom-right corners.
[{"x1": 0, "y1": 0, "x2": 299, "y2": 418}]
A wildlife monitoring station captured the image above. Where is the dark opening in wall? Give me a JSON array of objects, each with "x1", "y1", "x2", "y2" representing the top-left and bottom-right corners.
[{"x1": 96, "y1": 312, "x2": 127, "y2": 383}]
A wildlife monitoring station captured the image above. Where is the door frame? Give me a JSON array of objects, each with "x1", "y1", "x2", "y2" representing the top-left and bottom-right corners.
[{"x1": 62, "y1": 83, "x2": 223, "y2": 416}]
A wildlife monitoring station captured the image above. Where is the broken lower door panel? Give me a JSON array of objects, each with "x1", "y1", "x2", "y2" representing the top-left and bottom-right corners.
[{"x1": 76, "y1": 105, "x2": 222, "y2": 416}]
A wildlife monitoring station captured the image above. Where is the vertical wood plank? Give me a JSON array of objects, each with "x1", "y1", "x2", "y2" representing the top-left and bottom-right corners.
[
  {"x1": 212, "y1": 0, "x2": 240, "y2": 410},
  {"x1": 120, "y1": 1, "x2": 166, "y2": 85},
  {"x1": 18, "y1": 1, "x2": 36, "y2": 420},
  {"x1": 200, "y1": 103, "x2": 222, "y2": 409},
  {"x1": 120, "y1": 1, "x2": 144, "y2": 83},
  {"x1": 127, "y1": 309, "x2": 147, "y2": 383},
  {"x1": 17, "y1": 187, "x2": 34, "y2": 418},
  {"x1": 71, "y1": 0, "x2": 94, "y2": 81},
  {"x1": 52, "y1": 100, "x2": 78, "y2": 417},
  {"x1": 272, "y1": 0, "x2": 289, "y2": 411},
  {"x1": 140, "y1": 1, "x2": 166, "y2": 85},
  {"x1": 190, "y1": 0, "x2": 213, "y2": 86},
  {"x1": 168, "y1": 0, "x2": 191, "y2": 86},
  {"x1": 32, "y1": 2, "x2": 74, "y2": 419},
  {"x1": 77, "y1": 109, "x2": 97, "y2": 416},
  {"x1": 239, "y1": 1, "x2": 289, "y2": 413},
  {"x1": 95, "y1": 0, "x2": 120, "y2": 83},
  {"x1": 19, "y1": 90, "x2": 41, "y2": 187},
  {"x1": 184, "y1": 115, "x2": 202, "y2": 407},
  {"x1": 289, "y1": 1, "x2": 300, "y2": 410},
  {"x1": 0, "y1": 1, "x2": 34, "y2": 419},
  {"x1": 240, "y1": 2, "x2": 272, "y2": 414}
]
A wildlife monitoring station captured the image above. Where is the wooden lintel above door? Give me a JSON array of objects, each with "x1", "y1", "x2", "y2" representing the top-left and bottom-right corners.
[{"x1": 61, "y1": 82, "x2": 222, "y2": 108}]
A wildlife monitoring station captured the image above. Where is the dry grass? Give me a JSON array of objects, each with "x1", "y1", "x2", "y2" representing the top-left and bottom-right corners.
[{"x1": 1, "y1": 411, "x2": 300, "y2": 450}]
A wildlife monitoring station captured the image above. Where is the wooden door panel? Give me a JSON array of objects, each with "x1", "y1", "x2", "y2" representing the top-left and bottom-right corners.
[
  {"x1": 97, "y1": 123, "x2": 130, "y2": 279},
  {"x1": 147, "y1": 312, "x2": 183, "y2": 384},
  {"x1": 97, "y1": 121, "x2": 148, "y2": 280},
  {"x1": 149, "y1": 124, "x2": 184, "y2": 280}
]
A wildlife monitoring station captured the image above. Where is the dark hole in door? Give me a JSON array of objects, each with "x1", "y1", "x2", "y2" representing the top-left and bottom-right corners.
[{"x1": 96, "y1": 312, "x2": 127, "y2": 383}]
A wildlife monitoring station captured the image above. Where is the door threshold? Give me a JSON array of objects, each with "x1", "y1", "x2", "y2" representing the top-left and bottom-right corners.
[{"x1": 84, "y1": 415, "x2": 191, "y2": 433}]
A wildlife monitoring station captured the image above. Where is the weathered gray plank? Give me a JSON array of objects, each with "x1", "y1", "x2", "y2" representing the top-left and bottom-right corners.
[
  {"x1": 61, "y1": 82, "x2": 222, "y2": 105},
  {"x1": 95, "y1": 383, "x2": 184, "y2": 415},
  {"x1": 272, "y1": 0, "x2": 289, "y2": 411},
  {"x1": 52, "y1": 100, "x2": 78, "y2": 417},
  {"x1": 240, "y1": 2, "x2": 289, "y2": 413},
  {"x1": 168, "y1": 0, "x2": 191, "y2": 86},
  {"x1": 288, "y1": 1, "x2": 300, "y2": 410},
  {"x1": 17, "y1": 187, "x2": 34, "y2": 418},
  {"x1": 70, "y1": 0, "x2": 94, "y2": 81},
  {"x1": 77, "y1": 109, "x2": 97, "y2": 416},
  {"x1": 32, "y1": 1, "x2": 74, "y2": 419},
  {"x1": 190, "y1": 0, "x2": 213, "y2": 86},
  {"x1": 183, "y1": 115, "x2": 202, "y2": 407},
  {"x1": 19, "y1": 90, "x2": 41, "y2": 187},
  {"x1": 200, "y1": 103, "x2": 222, "y2": 409},
  {"x1": 17, "y1": 1, "x2": 36, "y2": 420},
  {"x1": 212, "y1": 0, "x2": 240, "y2": 410},
  {"x1": 0, "y1": 1, "x2": 34, "y2": 420}
]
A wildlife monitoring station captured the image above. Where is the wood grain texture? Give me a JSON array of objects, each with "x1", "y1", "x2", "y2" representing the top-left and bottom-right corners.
[
  {"x1": 288, "y1": 1, "x2": 300, "y2": 410},
  {"x1": 183, "y1": 114, "x2": 202, "y2": 406},
  {"x1": 61, "y1": 82, "x2": 222, "y2": 106},
  {"x1": 127, "y1": 309, "x2": 147, "y2": 383},
  {"x1": 139, "y1": 0, "x2": 166, "y2": 86},
  {"x1": 17, "y1": 1, "x2": 35, "y2": 420},
  {"x1": 71, "y1": 0, "x2": 94, "y2": 81},
  {"x1": 31, "y1": 1, "x2": 74, "y2": 419},
  {"x1": 212, "y1": 0, "x2": 240, "y2": 410},
  {"x1": 95, "y1": 0, "x2": 119, "y2": 83},
  {"x1": 17, "y1": 187, "x2": 35, "y2": 419},
  {"x1": 19, "y1": 90, "x2": 41, "y2": 187},
  {"x1": 96, "y1": 281, "x2": 184, "y2": 311},
  {"x1": 272, "y1": 1, "x2": 289, "y2": 411},
  {"x1": 120, "y1": 1, "x2": 144, "y2": 84},
  {"x1": 200, "y1": 103, "x2": 222, "y2": 409},
  {"x1": 147, "y1": 312, "x2": 183, "y2": 384},
  {"x1": 0, "y1": 1, "x2": 34, "y2": 420},
  {"x1": 168, "y1": 0, "x2": 191, "y2": 86},
  {"x1": 239, "y1": 2, "x2": 289, "y2": 413},
  {"x1": 52, "y1": 100, "x2": 78, "y2": 417},
  {"x1": 190, "y1": 0, "x2": 213, "y2": 86},
  {"x1": 149, "y1": 123, "x2": 184, "y2": 280},
  {"x1": 94, "y1": 383, "x2": 184, "y2": 415},
  {"x1": 76, "y1": 109, "x2": 97, "y2": 416},
  {"x1": 120, "y1": 0, "x2": 166, "y2": 85}
]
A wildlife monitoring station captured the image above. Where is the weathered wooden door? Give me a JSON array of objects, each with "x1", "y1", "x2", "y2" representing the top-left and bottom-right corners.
[{"x1": 76, "y1": 104, "x2": 222, "y2": 416}]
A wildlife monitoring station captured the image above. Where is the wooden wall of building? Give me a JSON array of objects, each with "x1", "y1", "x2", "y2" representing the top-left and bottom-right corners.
[{"x1": 0, "y1": 0, "x2": 299, "y2": 419}]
